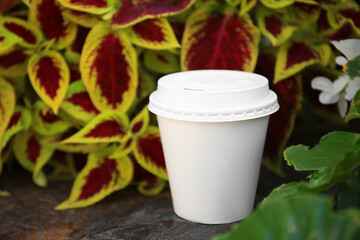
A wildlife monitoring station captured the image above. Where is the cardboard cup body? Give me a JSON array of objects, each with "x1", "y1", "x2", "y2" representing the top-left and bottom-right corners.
[
  {"x1": 157, "y1": 116, "x2": 269, "y2": 224},
  {"x1": 148, "y1": 70, "x2": 279, "y2": 224}
]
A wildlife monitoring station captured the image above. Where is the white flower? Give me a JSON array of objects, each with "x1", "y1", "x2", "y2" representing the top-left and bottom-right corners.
[{"x1": 310, "y1": 39, "x2": 360, "y2": 118}]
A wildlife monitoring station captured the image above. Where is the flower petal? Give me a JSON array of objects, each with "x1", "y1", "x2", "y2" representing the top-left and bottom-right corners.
[
  {"x1": 335, "y1": 56, "x2": 348, "y2": 66},
  {"x1": 311, "y1": 76, "x2": 333, "y2": 91},
  {"x1": 333, "y1": 75, "x2": 350, "y2": 95},
  {"x1": 319, "y1": 91, "x2": 339, "y2": 104},
  {"x1": 337, "y1": 95, "x2": 348, "y2": 118},
  {"x1": 345, "y1": 77, "x2": 360, "y2": 101},
  {"x1": 331, "y1": 39, "x2": 360, "y2": 60}
]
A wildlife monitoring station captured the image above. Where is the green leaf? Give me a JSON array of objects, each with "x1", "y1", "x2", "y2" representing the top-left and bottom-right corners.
[
  {"x1": 214, "y1": 194, "x2": 360, "y2": 240},
  {"x1": 263, "y1": 131, "x2": 360, "y2": 205},
  {"x1": 345, "y1": 56, "x2": 360, "y2": 79},
  {"x1": 143, "y1": 50, "x2": 180, "y2": 74},
  {"x1": 225, "y1": 0, "x2": 241, "y2": 6},
  {"x1": 338, "y1": 172, "x2": 360, "y2": 211},
  {"x1": 346, "y1": 89, "x2": 360, "y2": 122}
]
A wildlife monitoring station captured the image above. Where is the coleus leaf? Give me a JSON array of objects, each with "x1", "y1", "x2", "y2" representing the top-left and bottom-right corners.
[
  {"x1": 80, "y1": 22, "x2": 138, "y2": 113},
  {"x1": 0, "y1": 17, "x2": 43, "y2": 49},
  {"x1": 137, "y1": 65, "x2": 157, "y2": 100},
  {"x1": 55, "y1": 145, "x2": 134, "y2": 210},
  {"x1": 124, "y1": 18, "x2": 180, "y2": 50},
  {"x1": 63, "y1": 9, "x2": 102, "y2": 28},
  {"x1": 28, "y1": 50, "x2": 70, "y2": 114},
  {"x1": 338, "y1": 172, "x2": 360, "y2": 211},
  {"x1": 0, "y1": 0, "x2": 21, "y2": 14},
  {"x1": 263, "y1": 131, "x2": 360, "y2": 205},
  {"x1": 0, "y1": 47, "x2": 28, "y2": 77},
  {"x1": 132, "y1": 157, "x2": 166, "y2": 196},
  {"x1": 239, "y1": 0, "x2": 257, "y2": 16},
  {"x1": 346, "y1": 89, "x2": 360, "y2": 122},
  {"x1": 1, "y1": 106, "x2": 32, "y2": 149},
  {"x1": 274, "y1": 41, "x2": 331, "y2": 83},
  {"x1": 31, "y1": 101, "x2": 72, "y2": 136},
  {"x1": 29, "y1": 0, "x2": 77, "y2": 50},
  {"x1": 111, "y1": 0, "x2": 196, "y2": 29},
  {"x1": 181, "y1": 1, "x2": 260, "y2": 71},
  {"x1": 143, "y1": 50, "x2": 180, "y2": 74},
  {"x1": 280, "y1": 2, "x2": 321, "y2": 25},
  {"x1": 225, "y1": 0, "x2": 241, "y2": 6},
  {"x1": 13, "y1": 130, "x2": 55, "y2": 187},
  {"x1": 61, "y1": 111, "x2": 130, "y2": 144},
  {"x1": 61, "y1": 80, "x2": 99, "y2": 125},
  {"x1": 130, "y1": 106, "x2": 150, "y2": 137},
  {"x1": 0, "y1": 77, "x2": 15, "y2": 173},
  {"x1": 256, "y1": 7, "x2": 296, "y2": 46},
  {"x1": 260, "y1": 0, "x2": 317, "y2": 9},
  {"x1": 133, "y1": 126, "x2": 168, "y2": 180},
  {"x1": 0, "y1": 25, "x2": 22, "y2": 53},
  {"x1": 57, "y1": 0, "x2": 114, "y2": 15},
  {"x1": 255, "y1": 53, "x2": 302, "y2": 175},
  {"x1": 64, "y1": 26, "x2": 90, "y2": 64},
  {"x1": 338, "y1": 8, "x2": 360, "y2": 35},
  {"x1": 41, "y1": 129, "x2": 107, "y2": 153},
  {"x1": 47, "y1": 150, "x2": 77, "y2": 181},
  {"x1": 215, "y1": 194, "x2": 360, "y2": 240}
]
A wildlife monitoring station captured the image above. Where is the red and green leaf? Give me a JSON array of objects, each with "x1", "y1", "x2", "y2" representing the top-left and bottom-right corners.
[
  {"x1": 61, "y1": 111, "x2": 130, "y2": 144},
  {"x1": 61, "y1": 80, "x2": 99, "y2": 125},
  {"x1": 274, "y1": 41, "x2": 331, "y2": 83},
  {"x1": 1, "y1": 106, "x2": 32, "y2": 149},
  {"x1": 0, "y1": 17, "x2": 43, "y2": 49},
  {"x1": 256, "y1": 7, "x2": 296, "y2": 46},
  {"x1": 80, "y1": 22, "x2": 138, "y2": 113},
  {"x1": 31, "y1": 101, "x2": 72, "y2": 136},
  {"x1": 55, "y1": 145, "x2": 134, "y2": 210},
  {"x1": 13, "y1": 130, "x2": 55, "y2": 187},
  {"x1": 181, "y1": 1, "x2": 260, "y2": 72},
  {"x1": 29, "y1": 0, "x2": 77, "y2": 49},
  {"x1": 0, "y1": 77, "x2": 15, "y2": 173},
  {"x1": 130, "y1": 106, "x2": 150, "y2": 137},
  {"x1": 111, "y1": 0, "x2": 196, "y2": 29},
  {"x1": 133, "y1": 126, "x2": 168, "y2": 180},
  {"x1": 0, "y1": 26, "x2": 22, "y2": 53},
  {"x1": 338, "y1": 7, "x2": 360, "y2": 35},
  {"x1": 58, "y1": 0, "x2": 114, "y2": 15},
  {"x1": 47, "y1": 151, "x2": 77, "y2": 181},
  {"x1": 125, "y1": 18, "x2": 180, "y2": 50},
  {"x1": 280, "y1": 3, "x2": 320, "y2": 25},
  {"x1": 133, "y1": 158, "x2": 166, "y2": 196},
  {"x1": 0, "y1": 47, "x2": 28, "y2": 77},
  {"x1": 28, "y1": 50, "x2": 70, "y2": 114},
  {"x1": 41, "y1": 129, "x2": 107, "y2": 153},
  {"x1": 63, "y1": 9, "x2": 102, "y2": 28},
  {"x1": 143, "y1": 50, "x2": 180, "y2": 74},
  {"x1": 65, "y1": 26, "x2": 90, "y2": 64},
  {"x1": 255, "y1": 53, "x2": 302, "y2": 175}
]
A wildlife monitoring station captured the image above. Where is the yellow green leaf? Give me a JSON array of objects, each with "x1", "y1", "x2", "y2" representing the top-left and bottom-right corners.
[
  {"x1": 80, "y1": 22, "x2": 138, "y2": 113},
  {"x1": 55, "y1": 145, "x2": 134, "y2": 210},
  {"x1": 143, "y1": 50, "x2": 180, "y2": 74},
  {"x1": 28, "y1": 50, "x2": 70, "y2": 114},
  {"x1": 13, "y1": 130, "x2": 55, "y2": 187},
  {"x1": 61, "y1": 111, "x2": 130, "y2": 144},
  {"x1": 57, "y1": 0, "x2": 114, "y2": 15},
  {"x1": 1, "y1": 106, "x2": 32, "y2": 149},
  {"x1": 239, "y1": 0, "x2": 257, "y2": 16},
  {"x1": 31, "y1": 101, "x2": 72, "y2": 136},
  {"x1": 0, "y1": 77, "x2": 15, "y2": 174},
  {"x1": 63, "y1": 9, "x2": 102, "y2": 28},
  {"x1": 133, "y1": 126, "x2": 168, "y2": 180},
  {"x1": 0, "y1": 47, "x2": 29, "y2": 78},
  {"x1": 130, "y1": 106, "x2": 150, "y2": 137},
  {"x1": 124, "y1": 18, "x2": 180, "y2": 50},
  {"x1": 274, "y1": 42, "x2": 331, "y2": 83}
]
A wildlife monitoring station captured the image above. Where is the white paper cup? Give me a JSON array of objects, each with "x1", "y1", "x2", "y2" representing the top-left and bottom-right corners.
[{"x1": 148, "y1": 70, "x2": 279, "y2": 224}]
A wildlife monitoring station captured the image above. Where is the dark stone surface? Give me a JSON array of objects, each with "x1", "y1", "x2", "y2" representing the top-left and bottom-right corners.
[{"x1": 0, "y1": 168, "x2": 236, "y2": 240}]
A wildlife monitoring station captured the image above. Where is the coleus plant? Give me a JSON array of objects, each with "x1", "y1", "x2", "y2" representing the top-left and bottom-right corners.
[{"x1": 0, "y1": 0, "x2": 359, "y2": 208}]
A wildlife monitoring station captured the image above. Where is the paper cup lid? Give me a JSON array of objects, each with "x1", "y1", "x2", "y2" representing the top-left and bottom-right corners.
[{"x1": 148, "y1": 70, "x2": 279, "y2": 122}]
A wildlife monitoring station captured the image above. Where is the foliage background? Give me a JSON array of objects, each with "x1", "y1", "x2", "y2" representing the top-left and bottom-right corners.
[{"x1": 0, "y1": 0, "x2": 360, "y2": 235}]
